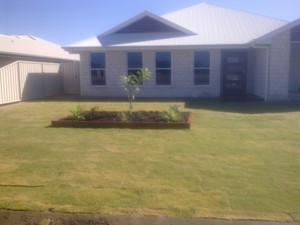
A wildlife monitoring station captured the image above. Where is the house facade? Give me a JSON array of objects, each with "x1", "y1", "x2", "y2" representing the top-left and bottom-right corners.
[{"x1": 65, "y1": 3, "x2": 300, "y2": 101}]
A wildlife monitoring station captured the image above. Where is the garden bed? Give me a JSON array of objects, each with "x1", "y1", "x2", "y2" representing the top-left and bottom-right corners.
[{"x1": 51, "y1": 111, "x2": 191, "y2": 129}]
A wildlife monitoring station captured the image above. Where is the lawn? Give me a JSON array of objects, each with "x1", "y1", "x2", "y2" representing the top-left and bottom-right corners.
[{"x1": 0, "y1": 97, "x2": 299, "y2": 222}]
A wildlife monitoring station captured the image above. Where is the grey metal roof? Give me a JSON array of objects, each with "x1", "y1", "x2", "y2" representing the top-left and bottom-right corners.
[
  {"x1": 255, "y1": 18, "x2": 300, "y2": 44},
  {"x1": 65, "y1": 3, "x2": 289, "y2": 50},
  {"x1": 0, "y1": 34, "x2": 79, "y2": 61}
]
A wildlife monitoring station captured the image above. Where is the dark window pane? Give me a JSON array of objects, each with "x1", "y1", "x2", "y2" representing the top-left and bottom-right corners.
[
  {"x1": 291, "y1": 25, "x2": 300, "y2": 42},
  {"x1": 128, "y1": 52, "x2": 143, "y2": 68},
  {"x1": 128, "y1": 69, "x2": 139, "y2": 76},
  {"x1": 227, "y1": 56, "x2": 242, "y2": 64},
  {"x1": 156, "y1": 69, "x2": 171, "y2": 85},
  {"x1": 156, "y1": 52, "x2": 171, "y2": 68},
  {"x1": 91, "y1": 53, "x2": 105, "y2": 69},
  {"x1": 194, "y1": 69, "x2": 209, "y2": 85},
  {"x1": 227, "y1": 65, "x2": 243, "y2": 73},
  {"x1": 194, "y1": 51, "x2": 210, "y2": 67},
  {"x1": 91, "y1": 70, "x2": 106, "y2": 85},
  {"x1": 226, "y1": 74, "x2": 241, "y2": 81}
]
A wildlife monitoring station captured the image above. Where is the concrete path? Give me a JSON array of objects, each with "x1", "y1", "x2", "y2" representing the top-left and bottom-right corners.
[
  {"x1": 0, "y1": 209, "x2": 299, "y2": 225},
  {"x1": 109, "y1": 215, "x2": 299, "y2": 225}
]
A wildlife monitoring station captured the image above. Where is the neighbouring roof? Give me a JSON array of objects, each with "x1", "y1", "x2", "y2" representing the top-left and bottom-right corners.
[
  {"x1": 0, "y1": 34, "x2": 79, "y2": 61},
  {"x1": 65, "y1": 3, "x2": 289, "y2": 51}
]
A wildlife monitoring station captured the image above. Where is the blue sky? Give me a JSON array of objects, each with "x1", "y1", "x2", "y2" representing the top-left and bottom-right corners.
[{"x1": 1, "y1": 0, "x2": 300, "y2": 46}]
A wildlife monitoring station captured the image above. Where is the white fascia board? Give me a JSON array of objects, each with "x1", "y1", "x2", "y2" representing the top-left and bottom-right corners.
[
  {"x1": 255, "y1": 18, "x2": 300, "y2": 44},
  {"x1": 100, "y1": 11, "x2": 196, "y2": 37},
  {"x1": 62, "y1": 47, "x2": 87, "y2": 53},
  {"x1": 65, "y1": 36, "x2": 102, "y2": 48},
  {"x1": 0, "y1": 51, "x2": 79, "y2": 62}
]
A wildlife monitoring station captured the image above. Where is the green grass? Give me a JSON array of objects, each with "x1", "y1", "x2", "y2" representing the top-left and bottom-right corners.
[{"x1": 0, "y1": 97, "x2": 299, "y2": 221}]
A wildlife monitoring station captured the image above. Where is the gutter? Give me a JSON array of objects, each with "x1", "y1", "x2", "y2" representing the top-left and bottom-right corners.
[
  {"x1": 63, "y1": 44, "x2": 252, "y2": 53},
  {"x1": 252, "y1": 42, "x2": 270, "y2": 102}
]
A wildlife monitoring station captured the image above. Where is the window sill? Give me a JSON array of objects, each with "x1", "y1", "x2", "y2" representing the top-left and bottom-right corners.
[{"x1": 91, "y1": 85, "x2": 107, "y2": 87}]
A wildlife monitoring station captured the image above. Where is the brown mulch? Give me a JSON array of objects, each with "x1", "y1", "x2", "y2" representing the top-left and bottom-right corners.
[{"x1": 64, "y1": 111, "x2": 189, "y2": 123}]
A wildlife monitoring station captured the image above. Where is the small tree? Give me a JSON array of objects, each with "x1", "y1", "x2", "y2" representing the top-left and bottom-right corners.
[{"x1": 120, "y1": 68, "x2": 151, "y2": 112}]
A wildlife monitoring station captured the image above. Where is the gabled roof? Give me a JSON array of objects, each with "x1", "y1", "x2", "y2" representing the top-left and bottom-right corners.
[
  {"x1": 65, "y1": 3, "x2": 289, "y2": 50},
  {"x1": 255, "y1": 18, "x2": 300, "y2": 44},
  {"x1": 0, "y1": 34, "x2": 79, "y2": 61},
  {"x1": 100, "y1": 11, "x2": 196, "y2": 36}
]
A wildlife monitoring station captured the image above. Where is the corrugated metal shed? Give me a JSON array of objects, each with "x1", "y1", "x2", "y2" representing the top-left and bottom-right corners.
[
  {"x1": 65, "y1": 3, "x2": 288, "y2": 50},
  {"x1": 0, "y1": 34, "x2": 79, "y2": 61}
]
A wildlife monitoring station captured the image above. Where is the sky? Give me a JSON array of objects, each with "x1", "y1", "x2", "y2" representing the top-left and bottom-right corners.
[{"x1": 0, "y1": 0, "x2": 300, "y2": 46}]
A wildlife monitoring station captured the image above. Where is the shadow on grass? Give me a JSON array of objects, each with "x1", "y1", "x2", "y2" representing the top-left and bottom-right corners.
[
  {"x1": 185, "y1": 99, "x2": 300, "y2": 114},
  {"x1": 24, "y1": 94, "x2": 127, "y2": 103},
  {"x1": 25, "y1": 95, "x2": 300, "y2": 114}
]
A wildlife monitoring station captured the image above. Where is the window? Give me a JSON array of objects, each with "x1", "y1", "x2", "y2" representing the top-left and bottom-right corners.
[
  {"x1": 127, "y1": 52, "x2": 143, "y2": 84},
  {"x1": 194, "y1": 51, "x2": 210, "y2": 85},
  {"x1": 291, "y1": 25, "x2": 300, "y2": 42},
  {"x1": 91, "y1": 53, "x2": 106, "y2": 85},
  {"x1": 156, "y1": 52, "x2": 171, "y2": 85},
  {"x1": 127, "y1": 52, "x2": 143, "y2": 75}
]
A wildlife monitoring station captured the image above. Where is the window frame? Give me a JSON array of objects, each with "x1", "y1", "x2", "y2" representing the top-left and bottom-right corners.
[
  {"x1": 155, "y1": 51, "x2": 172, "y2": 86},
  {"x1": 90, "y1": 52, "x2": 106, "y2": 86},
  {"x1": 194, "y1": 51, "x2": 210, "y2": 86},
  {"x1": 127, "y1": 52, "x2": 144, "y2": 84},
  {"x1": 291, "y1": 25, "x2": 300, "y2": 43}
]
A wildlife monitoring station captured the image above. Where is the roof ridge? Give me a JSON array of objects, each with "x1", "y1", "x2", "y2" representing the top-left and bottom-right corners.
[
  {"x1": 162, "y1": 2, "x2": 207, "y2": 17},
  {"x1": 1, "y1": 34, "x2": 38, "y2": 41}
]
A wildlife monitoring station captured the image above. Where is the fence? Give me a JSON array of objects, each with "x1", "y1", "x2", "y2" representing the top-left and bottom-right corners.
[
  {"x1": 0, "y1": 61, "x2": 79, "y2": 105},
  {"x1": 61, "y1": 62, "x2": 80, "y2": 94}
]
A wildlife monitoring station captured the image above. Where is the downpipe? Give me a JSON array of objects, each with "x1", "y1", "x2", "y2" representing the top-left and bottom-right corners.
[{"x1": 252, "y1": 43, "x2": 270, "y2": 102}]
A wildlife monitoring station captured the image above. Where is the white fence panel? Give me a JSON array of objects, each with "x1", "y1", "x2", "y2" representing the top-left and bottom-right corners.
[
  {"x1": 61, "y1": 62, "x2": 80, "y2": 94},
  {"x1": 42, "y1": 63, "x2": 62, "y2": 97},
  {"x1": 0, "y1": 60, "x2": 79, "y2": 105},
  {"x1": 0, "y1": 62, "x2": 20, "y2": 104},
  {"x1": 19, "y1": 62, "x2": 44, "y2": 100}
]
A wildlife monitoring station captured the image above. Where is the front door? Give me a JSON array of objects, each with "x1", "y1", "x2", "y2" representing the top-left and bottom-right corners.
[{"x1": 222, "y1": 51, "x2": 247, "y2": 95}]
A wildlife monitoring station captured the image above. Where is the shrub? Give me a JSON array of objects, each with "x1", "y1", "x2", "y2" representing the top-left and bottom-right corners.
[
  {"x1": 70, "y1": 104, "x2": 85, "y2": 121},
  {"x1": 161, "y1": 105, "x2": 182, "y2": 122},
  {"x1": 120, "y1": 68, "x2": 151, "y2": 113},
  {"x1": 120, "y1": 111, "x2": 129, "y2": 122}
]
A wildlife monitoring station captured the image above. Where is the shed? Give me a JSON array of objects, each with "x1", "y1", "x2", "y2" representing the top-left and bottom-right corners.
[{"x1": 0, "y1": 34, "x2": 80, "y2": 104}]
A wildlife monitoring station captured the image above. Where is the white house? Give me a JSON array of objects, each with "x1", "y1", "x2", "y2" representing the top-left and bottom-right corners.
[{"x1": 64, "y1": 3, "x2": 300, "y2": 101}]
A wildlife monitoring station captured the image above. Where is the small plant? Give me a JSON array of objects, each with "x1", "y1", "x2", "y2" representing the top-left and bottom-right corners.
[
  {"x1": 39, "y1": 219, "x2": 52, "y2": 225},
  {"x1": 89, "y1": 106, "x2": 98, "y2": 113},
  {"x1": 70, "y1": 104, "x2": 85, "y2": 121},
  {"x1": 120, "y1": 68, "x2": 151, "y2": 113},
  {"x1": 88, "y1": 106, "x2": 98, "y2": 119},
  {"x1": 120, "y1": 111, "x2": 129, "y2": 122},
  {"x1": 161, "y1": 105, "x2": 182, "y2": 122}
]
